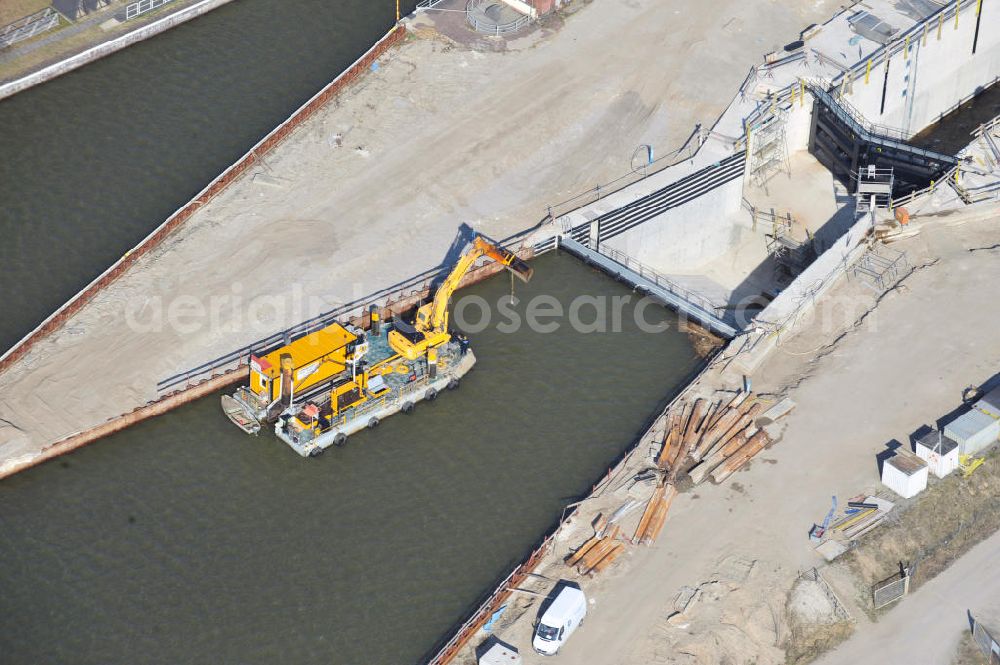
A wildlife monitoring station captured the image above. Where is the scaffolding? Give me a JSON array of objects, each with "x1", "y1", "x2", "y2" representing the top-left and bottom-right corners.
[
  {"x1": 748, "y1": 106, "x2": 790, "y2": 187},
  {"x1": 855, "y1": 165, "x2": 894, "y2": 216},
  {"x1": 758, "y1": 209, "x2": 814, "y2": 278},
  {"x1": 767, "y1": 225, "x2": 815, "y2": 277}
]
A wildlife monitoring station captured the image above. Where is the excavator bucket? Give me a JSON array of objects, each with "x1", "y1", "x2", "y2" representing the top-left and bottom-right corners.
[
  {"x1": 504, "y1": 253, "x2": 534, "y2": 283},
  {"x1": 474, "y1": 236, "x2": 534, "y2": 283}
]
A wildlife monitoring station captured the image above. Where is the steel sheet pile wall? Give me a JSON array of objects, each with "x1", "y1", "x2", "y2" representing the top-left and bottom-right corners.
[{"x1": 0, "y1": 26, "x2": 406, "y2": 377}]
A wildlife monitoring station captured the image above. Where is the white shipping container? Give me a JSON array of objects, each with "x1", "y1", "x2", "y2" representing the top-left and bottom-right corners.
[
  {"x1": 881, "y1": 453, "x2": 928, "y2": 499},
  {"x1": 914, "y1": 430, "x2": 960, "y2": 479},
  {"x1": 944, "y1": 408, "x2": 1000, "y2": 456}
]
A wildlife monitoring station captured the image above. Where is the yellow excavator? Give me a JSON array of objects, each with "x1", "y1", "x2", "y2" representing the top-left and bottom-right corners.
[{"x1": 388, "y1": 235, "x2": 533, "y2": 360}]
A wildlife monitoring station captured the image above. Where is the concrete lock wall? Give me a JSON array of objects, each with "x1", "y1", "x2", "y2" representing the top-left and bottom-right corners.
[
  {"x1": 601, "y1": 176, "x2": 746, "y2": 273},
  {"x1": 730, "y1": 210, "x2": 874, "y2": 376},
  {"x1": 843, "y1": 0, "x2": 999, "y2": 137},
  {"x1": 785, "y1": 96, "x2": 815, "y2": 152}
]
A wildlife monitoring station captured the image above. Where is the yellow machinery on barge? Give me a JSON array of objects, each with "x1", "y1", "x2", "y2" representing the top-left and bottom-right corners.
[{"x1": 221, "y1": 234, "x2": 532, "y2": 457}]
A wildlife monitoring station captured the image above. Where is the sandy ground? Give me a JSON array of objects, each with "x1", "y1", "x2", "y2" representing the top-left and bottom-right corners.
[
  {"x1": 0, "y1": 0, "x2": 846, "y2": 469},
  {"x1": 473, "y1": 207, "x2": 1000, "y2": 664}
]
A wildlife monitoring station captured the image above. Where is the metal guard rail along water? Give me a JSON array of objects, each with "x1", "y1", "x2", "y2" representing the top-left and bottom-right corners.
[
  {"x1": 155, "y1": 232, "x2": 535, "y2": 393},
  {"x1": 0, "y1": 26, "x2": 406, "y2": 376},
  {"x1": 126, "y1": 0, "x2": 176, "y2": 21},
  {"x1": 557, "y1": 237, "x2": 738, "y2": 339},
  {"x1": 595, "y1": 244, "x2": 724, "y2": 314}
]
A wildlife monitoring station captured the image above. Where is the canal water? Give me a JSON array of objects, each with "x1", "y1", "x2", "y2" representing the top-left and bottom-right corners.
[
  {"x1": 0, "y1": 0, "x2": 420, "y2": 354},
  {"x1": 0, "y1": 253, "x2": 704, "y2": 665},
  {"x1": 910, "y1": 81, "x2": 1000, "y2": 155}
]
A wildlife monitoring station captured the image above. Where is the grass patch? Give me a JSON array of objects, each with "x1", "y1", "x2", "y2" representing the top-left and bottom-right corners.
[
  {"x1": 0, "y1": 0, "x2": 51, "y2": 27},
  {"x1": 835, "y1": 448, "x2": 1000, "y2": 618},
  {"x1": 784, "y1": 621, "x2": 854, "y2": 665},
  {"x1": 952, "y1": 629, "x2": 989, "y2": 665}
]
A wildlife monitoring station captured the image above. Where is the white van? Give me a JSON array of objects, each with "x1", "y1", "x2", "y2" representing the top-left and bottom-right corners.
[{"x1": 532, "y1": 585, "x2": 587, "y2": 656}]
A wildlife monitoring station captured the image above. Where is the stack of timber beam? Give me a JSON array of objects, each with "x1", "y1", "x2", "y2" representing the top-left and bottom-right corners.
[
  {"x1": 566, "y1": 525, "x2": 625, "y2": 576},
  {"x1": 653, "y1": 390, "x2": 789, "y2": 486},
  {"x1": 633, "y1": 483, "x2": 677, "y2": 545},
  {"x1": 691, "y1": 394, "x2": 760, "y2": 462},
  {"x1": 708, "y1": 430, "x2": 770, "y2": 484}
]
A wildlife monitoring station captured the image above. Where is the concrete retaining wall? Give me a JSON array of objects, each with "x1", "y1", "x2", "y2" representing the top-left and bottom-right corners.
[
  {"x1": 785, "y1": 95, "x2": 815, "y2": 152},
  {"x1": 0, "y1": 26, "x2": 406, "y2": 376},
  {"x1": 731, "y1": 211, "x2": 874, "y2": 375},
  {"x1": 0, "y1": 0, "x2": 237, "y2": 100},
  {"x1": 602, "y1": 176, "x2": 746, "y2": 272},
  {"x1": 842, "y1": 0, "x2": 999, "y2": 136}
]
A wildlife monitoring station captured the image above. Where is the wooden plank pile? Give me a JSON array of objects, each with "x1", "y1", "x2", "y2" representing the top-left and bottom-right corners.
[
  {"x1": 566, "y1": 522, "x2": 626, "y2": 576},
  {"x1": 633, "y1": 483, "x2": 677, "y2": 545},
  {"x1": 565, "y1": 392, "x2": 794, "y2": 572}
]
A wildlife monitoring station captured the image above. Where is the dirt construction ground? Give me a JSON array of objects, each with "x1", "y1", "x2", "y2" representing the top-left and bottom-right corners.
[
  {"x1": 0, "y1": 0, "x2": 845, "y2": 470},
  {"x1": 469, "y1": 206, "x2": 1000, "y2": 665}
]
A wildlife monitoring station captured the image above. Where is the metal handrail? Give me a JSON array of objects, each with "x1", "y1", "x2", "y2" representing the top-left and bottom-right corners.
[
  {"x1": 810, "y1": 84, "x2": 958, "y2": 164},
  {"x1": 827, "y1": 89, "x2": 908, "y2": 141},
  {"x1": 596, "y1": 244, "x2": 724, "y2": 313},
  {"x1": 125, "y1": 0, "x2": 175, "y2": 21},
  {"x1": 465, "y1": 0, "x2": 533, "y2": 36},
  {"x1": 974, "y1": 114, "x2": 1000, "y2": 138},
  {"x1": 543, "y1": 131, "x2": 704, "y2": 221},
  {"x1": 740, "y1": 0, "x2": 981, "y2": 145}
]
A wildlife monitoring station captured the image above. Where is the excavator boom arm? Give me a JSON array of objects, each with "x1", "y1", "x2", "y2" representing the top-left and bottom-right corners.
[{"x1": 417, "y1": 237, "x2": 533, "y2": 334}]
